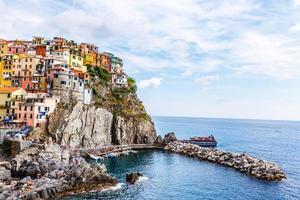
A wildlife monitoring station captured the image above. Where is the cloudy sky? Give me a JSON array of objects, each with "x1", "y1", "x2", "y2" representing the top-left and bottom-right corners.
[{"x1": 1, "y1": 0, "x2": 300, "y2": 120}]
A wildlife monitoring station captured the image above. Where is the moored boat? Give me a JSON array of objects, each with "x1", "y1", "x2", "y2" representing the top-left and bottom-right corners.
[{"x1": 183, "y1": 135, "x2": 217, "y2": 147}]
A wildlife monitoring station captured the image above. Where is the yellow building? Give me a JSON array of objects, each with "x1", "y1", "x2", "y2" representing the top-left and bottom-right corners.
[
  {"x1": 83, "y1": 52, "x2": 96, "y2": 66},
  {"x1": 69, "y1": 49, "x2": 86, "y2": 72},
  {"x1": 0, "y1": 87, "x2": 27, "y2": 121},
  {"x1": 0, "y1": 55, "x2": 13, "y2": 87},
  {"x1": 0, "y1": 39, "x2": 8, "y2": 56},
  {"x1": 32, "y1": 36, "x2": 44, "y2": 45}
]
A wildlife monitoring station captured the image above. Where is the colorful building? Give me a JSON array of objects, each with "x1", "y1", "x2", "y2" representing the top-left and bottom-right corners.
[
  {"x1": 8, "y1": 40, "x2": 28, "y2": 54},
  {"x1": 0, "y1": 39, "x2": 8, "y2": 56},
  {"x1": 99, "y1": 52, "x2": 112, "y2": 71},
  {"x1": 12, "y1": 54, "x2": 44, "y2": 77},
  {"x1": 80, "y1": 43, "x2": 98, "y2": 54},
  {"x1": 0, "y1": 55, "x2": 13, "y2": 87},
  {"x1": 32, "y1": 36, "x2": 44, "y2": 45},
  {"x1": 69, "y1": 49, "x2": 86, "y2": 72},
  {"x1": 9, "y1": 93, "x2": 60, "y2": 127},
  {"x1": 21, "y1": 75, "x2": 47, "y2": 93},
  {"x1": 111, "y1": 55, "x2": 123, "y2": 72},
  {"x1": 83, "y1": 52, "x2": 96, "y2": 66},
  {"x1": 36, "y1": 45, "x2": 46, "y2": 57},
  {"x1": 0, "y1": 87, "x2": 27, "y2": 121}
]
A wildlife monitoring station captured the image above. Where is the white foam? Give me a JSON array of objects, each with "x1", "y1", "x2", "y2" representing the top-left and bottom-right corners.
[
  {"x1": 137, "y1": 176, "x2": 149, "y2": 182},
  {"x1": 101, "y1": 183, "x2": 125, "y2": 192}
]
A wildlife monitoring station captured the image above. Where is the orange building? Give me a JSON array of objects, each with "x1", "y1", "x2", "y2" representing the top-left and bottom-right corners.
[
  {"x1": 36, "y1": 45, "x2": 46, "y2": 57},
  {"x1": 99, "y1": 52, "x2": 112, "y2": 72}
]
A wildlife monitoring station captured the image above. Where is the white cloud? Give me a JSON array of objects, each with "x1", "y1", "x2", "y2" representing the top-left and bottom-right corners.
[
  {"x1": 194, "y1": 75, "x2": 220, "y2": 85},
  {"x1": 138, "y1": 77, "x2": 163, "y2": 89},
  {"x1": 290, "y1": 24, "x2": 300, "y2": 32},
  {"x1": 293, "y1": 0, "x2": 300, "y2": 6},
  {"x1": 232, "y1": 31, "x2": 300, "y2": 79}
]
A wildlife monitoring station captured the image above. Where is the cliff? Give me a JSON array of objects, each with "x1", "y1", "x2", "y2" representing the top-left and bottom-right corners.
[{"x1": 45, "y1": 68, "x2": 157, "y2": 149}]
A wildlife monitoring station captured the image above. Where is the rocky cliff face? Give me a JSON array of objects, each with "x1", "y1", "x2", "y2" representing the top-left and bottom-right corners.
[
  {"x1": 47, "y1": 102, "x2": 156, "y2": 149},
  {"x1": 112, "y1": 116, "x2": 156, "y2": 145},
  {"x1": 44, "y1": 68, "x2": 157, "y2": 149}
]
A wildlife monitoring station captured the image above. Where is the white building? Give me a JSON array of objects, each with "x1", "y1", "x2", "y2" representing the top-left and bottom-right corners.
[
  {"x1": 35, "y1": 95, "x2": 60, "y2": 127},
  {"x1": 83, "y1": 88, "x2": 92, "y2": 104}
]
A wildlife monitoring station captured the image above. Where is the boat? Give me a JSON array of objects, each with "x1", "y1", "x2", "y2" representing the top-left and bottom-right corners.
[{"x1": 185, "y1": 135, "x2": 217, "y2": 147}]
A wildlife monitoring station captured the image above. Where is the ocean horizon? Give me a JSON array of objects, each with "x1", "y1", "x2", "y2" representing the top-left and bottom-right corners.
[
  {"x1": 65, "y1": 116, "x2": 300, "y2": 200},
  {"x1": 152, "y1": 115, "x2": 300, "y2": 123}
]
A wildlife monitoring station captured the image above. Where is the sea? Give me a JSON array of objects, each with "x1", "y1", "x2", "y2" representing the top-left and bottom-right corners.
[{"x1": 64, "y1": 116, "x2": 300, "y2": 200}]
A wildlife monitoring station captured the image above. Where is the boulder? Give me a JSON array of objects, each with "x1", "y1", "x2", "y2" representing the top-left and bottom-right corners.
[
  {"x1": 0, "y1": 163, "x2": 11, "y2": 181},
  {"x1": 154, "y1": 135, "x2": 164, "y2": 146},
  {"x1": 163, "y1": 132, "x2": 177, "y2": 144},
  {"x1": 126, "y1": 172, "x2": 143, "y2": 184}
]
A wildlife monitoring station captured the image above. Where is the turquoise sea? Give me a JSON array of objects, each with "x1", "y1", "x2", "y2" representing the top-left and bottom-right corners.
[{"x1": 65, "y1": 116, "x2": 300, "y2": 200}]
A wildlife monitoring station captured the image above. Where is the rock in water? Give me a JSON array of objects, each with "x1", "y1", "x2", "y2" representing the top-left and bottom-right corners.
[
  {"x1": 126, "y1": 172, "x2": 143, "y2": 184},
  {"x1": 163, "y1": 132, "x2": 177, "y2": 144},
  {"x1": 154, "y1": 135, "x2": 164, "y2": 146}
]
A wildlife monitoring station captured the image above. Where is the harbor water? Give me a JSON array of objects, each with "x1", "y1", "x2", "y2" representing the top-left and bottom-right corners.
[{"x1": 64, "y1": 116, "x2": 300, "y2": 200}]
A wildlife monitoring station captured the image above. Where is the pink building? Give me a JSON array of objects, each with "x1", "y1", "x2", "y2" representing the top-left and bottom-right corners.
[
  {"x1": 9, "y1": 93, "x2": 59, "y2": 128},
  {"x1": 8, "y1": 41, "x2": 28, "y2": 54}
]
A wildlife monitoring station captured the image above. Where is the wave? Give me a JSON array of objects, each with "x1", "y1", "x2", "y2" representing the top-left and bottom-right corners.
[
  {"x1": 101, "y1": 183, "x2": 125, "y2": 192},
  {"x1": 137, "y1": 176, "x2": 149, "y2": 182}
]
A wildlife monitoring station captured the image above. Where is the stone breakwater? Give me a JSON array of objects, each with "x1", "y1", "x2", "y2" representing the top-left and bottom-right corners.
[{"x1": 165, "y1": 142, "x2": 286, "y2": 181}]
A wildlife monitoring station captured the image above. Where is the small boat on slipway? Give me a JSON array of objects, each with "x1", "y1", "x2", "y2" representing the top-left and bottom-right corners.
[{"x1": 183, "y1": 135, "x2": 217, "y2": 147}]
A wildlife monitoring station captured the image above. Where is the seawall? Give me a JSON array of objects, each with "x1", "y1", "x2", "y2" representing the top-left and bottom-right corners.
[{"x1": 165, "y1": 141, "x2": 286, "y2": 181}]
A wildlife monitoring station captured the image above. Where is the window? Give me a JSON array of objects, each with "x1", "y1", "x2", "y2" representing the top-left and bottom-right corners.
[
  {"x1": 54, "y1": 74, "x2": 58, "y2": 78},
  {"x1": 24, "y1": 106, "x2": 27, "y2": 111},
  {"x1": 19, "y1": 113, "x2": 21, "y2": 118},
  {"x1": 30, "y1": 114, "x2": 33, "y2": 119},
  {"x1": 7, "y1": 93, "x2": 11, "y2": 98},
  {"x1": 60, "y1": 81, "x2": 66, "y2": 85},
  {"x1": 31, "y1": 106, "x2": 33, "y2": 111}
]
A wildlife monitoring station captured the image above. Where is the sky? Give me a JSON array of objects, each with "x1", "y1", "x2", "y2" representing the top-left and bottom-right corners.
[{"x1": 0, "y1": 0, "x2": 300, "y2": 121}]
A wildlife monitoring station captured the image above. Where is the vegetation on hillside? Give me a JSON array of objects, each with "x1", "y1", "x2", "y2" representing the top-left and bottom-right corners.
[{"x1": 86, "y1": 65, "x2": 149, "y2": 121}]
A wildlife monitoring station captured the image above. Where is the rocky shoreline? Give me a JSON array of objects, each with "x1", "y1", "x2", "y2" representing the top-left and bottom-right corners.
[
  {"x1": 0, "y1": 142, "x2": 116, "y2": 199},
  {"x1": 165, "y1": 141, "x2": 286, "y2": 181}
]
